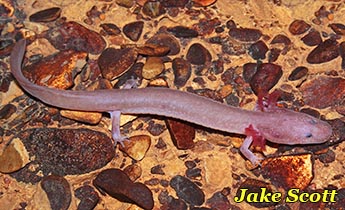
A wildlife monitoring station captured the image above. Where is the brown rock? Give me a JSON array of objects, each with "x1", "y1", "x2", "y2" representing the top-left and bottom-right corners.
[
  {"x1": 75, "y1": 185, "x2": 100, "y2": 210},
  {"x1": 340, "y1": 41, "x2": 345, "y2": 69},
  {"x1": 288, "y1": 66, "x2": 308, "y2": 81},
  {"x1": 0, "y1": 138, "x2": 30, "y2": 173},
  {"x1": 229, "y1": 27, "x2": 262, "y2": 42},
  {"x1": 98, "y1": 47, "x2": 138, "y2": 80},
  {"x1": 134, "y1": 43, "x2": 170, "y2": 56},
  {"x1": 23, "y1": 51, "x2": 87, "y2": 89},
  {"x1": 301, "y1": 30, "x2": 322, "y2": 46},
  {"x1": 100, "y1": 23, "x2": 121, "y2": 35},
  {"x1": 93, "y1": 168, "x2": 154, "y2": 210},
  {"x1": 142, "y1": 57, "x2": 164, "y2": 79},
  {"x1": 249, "y1": 63, "x2": 283, "y2": 95},
  {"x1": 172, "y1": 57, "x2": 191, "y2": 87},
  {"x1": 29, "y1": 7, "x2": 61, "y2": 22},
  {"x1": 45, "y1": 21, "x2": 106, "y2": 54},
  {"x1": 60, "y1": 110, "x2": 102, "y2": 124},
  {"x1": 167, "y1": 26, "x2": 198, "y2": 38},
  {"x1": 142, "y1": 1, "x2": 165, "y2": 18},
  {"x1": 123, "y1": 21, "x2": 144, "y2": 41},
  {"x1": 146, "y1": 33, "x2": 180, "y2": 55},
  {"x1": 120, "y1": 135, "x2": 151, "y2": 161},
  {"x1": 41, "y1": 175, "x2": 71, "y2": 210},
  {"x1": 124, "y1": 164, "x2": 142, "y2": 181},
  {"x1": 329, "y1": 23, "x2": 345, "y2": 35},
  {"x1": 13, "y1": 128, "x2": 114, "y2": 177},
  {"x1": 307, "y1": 39, "x2": 339, "y2": 64},
  {"x1": 289, "y1": 19, "x2": 311, "y2": 35},
  {"x1": 261, "y1": 154, "x2": 313, "y2": 190},
  {"x1": 300, "y1": 76, "x2": 345, "y2": 109},
  {"x1": 166, "y1": 119, "x2": 195, "y2": 149},
  {"x1": 192, "y1": 0, "x2": 217, "y2": 7},
  {"x1": 186, "y1": 43, "x2": 212, "y2": 65},
  {"x1": 248, "y1": 40, "x2": 268, "y2": 60}
]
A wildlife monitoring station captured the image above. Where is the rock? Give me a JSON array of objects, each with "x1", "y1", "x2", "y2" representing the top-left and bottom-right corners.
[
  {"x1": 45, "y1": 21, "x2": 106, "y2": 54},
  {"x1": 98, "y1": 47, "x2": 138, "y2": 80},
  {"x1": 0, "y1": 138, "x2": 30, "y2": 173},
  {"x1": 93, "y1": 168, "x2": 154, "y2": 210},
  {"x1": 41, "y1": 175, "x2": 71, "y2": 210},
  {"x1": 123, "y1": 21, "x2": 144, "y2": 41},
  {"x1": 119, "y1": 135, "x2": 151, "y2": 161},
  {"x1": 170, "y1": 175, "x2": 205, "y2": 206},
  {"x1": 29, "y1": 7, "x2": 61, "y2": 22}
]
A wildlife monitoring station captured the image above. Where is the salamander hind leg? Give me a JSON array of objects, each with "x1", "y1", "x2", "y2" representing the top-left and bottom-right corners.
[{"x1": 109, "y1": 110, "x2": 128, "y2": 147}]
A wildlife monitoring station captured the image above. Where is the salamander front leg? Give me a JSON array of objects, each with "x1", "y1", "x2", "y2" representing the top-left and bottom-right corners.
[
  {"x1": 240, "y1": 124, "x2": 265, "y2": 166},
  {"x1": 109, "y1": 110, "x2": 128, "y2": 147},
  {"x1": 240, "y1": 136, "x2": 263, "y2": 166}
]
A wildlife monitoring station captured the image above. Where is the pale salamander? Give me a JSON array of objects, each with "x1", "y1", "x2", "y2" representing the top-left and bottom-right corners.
[{"x1": 10, "y1": 39, "x2": 333, "y2": 165}]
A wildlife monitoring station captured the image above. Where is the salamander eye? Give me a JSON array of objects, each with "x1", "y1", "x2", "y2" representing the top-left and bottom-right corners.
[
  {"x1": 305, "y1": 133, "x2": 313, "y2": 138},
  {"x1": 309, "y1": 119, "x2": 317, "y2": 125}
]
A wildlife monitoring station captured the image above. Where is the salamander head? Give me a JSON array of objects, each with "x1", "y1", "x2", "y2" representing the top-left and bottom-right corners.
[{"x1": 258, "y1": 109, "x2": 332, "y2": 145}]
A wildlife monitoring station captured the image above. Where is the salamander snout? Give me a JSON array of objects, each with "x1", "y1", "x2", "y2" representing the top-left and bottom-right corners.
[{"x1": 301, "y1": 117, "x2": 332, "y2": 144}]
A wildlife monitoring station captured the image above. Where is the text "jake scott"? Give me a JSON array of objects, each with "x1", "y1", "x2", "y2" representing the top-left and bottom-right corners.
[{"x1": 234, "y1": 188, "x2": 337, "y2": 203}]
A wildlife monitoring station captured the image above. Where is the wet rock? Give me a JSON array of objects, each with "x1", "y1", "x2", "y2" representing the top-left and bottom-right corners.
[
  {"x1": 167, "y1": 26, "x2": 198, "y2": 38},
  {"x1": 123, "y1": 164, "x2": 142, "y2": 181},
  {"x1": 115, "y1": 0, "x2": 134, "y2": 8},
  {"x1": 206, "y1": 188, "x2": 231, "y2": 210},
  {"x1": 123, "y1": 21, "x2": 144, "y2": 41},
  {"x1": 161, "y1": 0, "x2": 189, "y2": 7},
  {"x1": 151, "y1": 164, "x2": 165, "y2": 175},
  {"x1": 249, "y1": 63, "x2": 282, "y2": 95},
  {"x1": 288, "y1": 66, "x2": 308, "y2": 81},
  {"x1": 100, "y1": 23, "x2": 121, "y2": 35},
  {"x1": 166, "y1": 119, "x2": 195, "y2": 150},
  {"x1": 229, "y1": 27, "x2": 262, "y2": 42},
  {"x1": 268, "y1": 48, "x2": 281, "y2": 62},
  {"x1": 142, "y1": 1, "x2": 165, "y2": 18},
  {"x1": 339, "y1": 41, "x2": 345, "y2": 69},
  {"x1": 75, "y1": 185, "x2": 100, "y2": 210},
  {"x1": 0, "y1": 103, "x2": 16, "y2": 120},
  {"x1": 192, "y1": 18, "x2": 221, "y2": 36},
  {"x1": 186, "y1": 43, "x2": 212, "y2": 65},
  {"x1": 301, "y1": 30, "x2": 322, "y2": 46},
  {"x1": 193, "y1": 0, "x2": 217, "y2": 7},
  {"x1": 170, "y1": 175, "x2": 205, "y2": 206},
  {"x1": 13, "y1": 128, "x2": 114, "y2": 177},
  {"x1": 45, "y1": 21, "x2": 106, "y2": 54},
  {"x1": 329, "y1": 23, "x2": 345, "y2": 35},
  {"x1": 160, "y1": 197, "x2": 188, "y2": 210},
  {"x1": 93, "y1": 168, "x2": 154, "y2": 210},
  {"x1": 248, "y1": 40, "x2": 268, "y2": 60},
  {"x1": 289, "y1": 19, "x2": 311, "y2": 35},
  {"x1": 235, "y1": 179, "x2": 277, "y2": 208},
  {"x1": 134, "y1": 43, "x2": 170, "y2": 56},
  {"x1": 300, "y1": 76, "x2": 345, "y2": 109},
  {"x1": 119, "y1": 135, "x2": 151, "y2": 161},
  {"x1": 0, "y1": 138, "x2": 30, "y2": 173},
  {"x1": 261, "y1": 154, "x2": 313, "y2": 190},
  {"x1": 23, "y1": 50, "x2": 87, "y2": 89},
  {"x1": 29, "y1": 7, "x2": 61, "y2": 22},
  {"x1": 172, "y1": 57, "x2": 191, "y2": 87},
  {"x1": 142, "y1": 57, "x2": 164, "y2": 79},
  {"x1": 307, "y1": 39, "x2": 339, "y2": 64},
  {"x1": 60, "y1": 110, "x2": 102, "y2": 124},
  {"x1": 41, "y1": 175, "x2": 71, "y2": 210},
  {"x1": 270, "y1": 34, "x2": 291, "y2": 46},
  {"x1": 146, "y1": 33, "x2": 180, "y2": 55},
  {"x1": 98, "y1": 47, "x2": 138, "y2": 80}
]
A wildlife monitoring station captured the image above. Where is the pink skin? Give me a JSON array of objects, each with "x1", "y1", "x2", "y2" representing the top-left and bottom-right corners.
[{"x1": 10, "y1": 39, "x2": 333, "y2": 165}]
